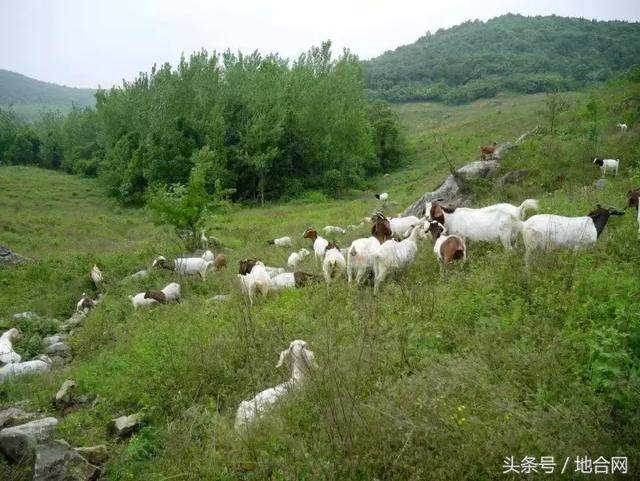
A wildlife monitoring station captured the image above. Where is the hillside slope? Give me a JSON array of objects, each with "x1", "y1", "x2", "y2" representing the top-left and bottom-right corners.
[
  {"x1": 0, "y1": 69, "x2": 95, "y2": 120},
  {"x1": 365, "y1": 14, "x2": 640, "y2": 103},
  {"x1": 1, "y1": 80, "x2": 639, "y2": 480}
]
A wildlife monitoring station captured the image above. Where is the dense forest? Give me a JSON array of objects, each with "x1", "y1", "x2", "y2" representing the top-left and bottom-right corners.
[
  {"x1": 0, "y1": 69, "x2": 95, "y2": 120},
  {"x1": 0, "y1": 43, "x2": 404, "y2": 204},
  {"x1": 365, "y1": 14, "x2": 640, "y2": 103}
]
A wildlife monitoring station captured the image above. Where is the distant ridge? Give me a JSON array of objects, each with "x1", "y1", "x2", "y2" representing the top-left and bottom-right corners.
[
  {"x1": 0, "y1": 69, "x2": 95, "y2": 120},
  {"x1": 364, "y1": 14, "x2": 640, "y2": 103}
]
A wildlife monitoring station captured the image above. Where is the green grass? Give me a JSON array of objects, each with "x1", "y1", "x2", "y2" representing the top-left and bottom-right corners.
[{"x1": 1, "y1": 79, "x2": 640, "y2": 481}]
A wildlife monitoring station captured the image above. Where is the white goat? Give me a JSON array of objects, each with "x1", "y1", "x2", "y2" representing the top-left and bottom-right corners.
[
  {"x1": 390, "y1": 215, "x2": 422, "y2": 238},
  {"x1": 617, "y1": 123, "x2": 628, "y2": 133},
  {"x1": 347, "y1": 237, "x2": 381, "y2": 284},
  {"x1": 234, "y1": 340, "x2": 317, "y2": 432},
  {"x1": 323, "y1": 225, "x2": 346, "y2": 235},
  {"x1": 90, "y1": 265, "x2": 103, "y2": 289},
  {"x1": 303, "y1": 229, "x2": 329, "y2": 263},
  {"x1": 270, "y1": 272, "x2": 319, "y2": 290},
  {"x1": 153, "y1": 256, "x2": 214, "y2": 280},
  {"x1": 0, "y1": 357, "x2": 51, "y2": 381},
  {"x1": 200, "y1": 231, "x2": 209, "y2": 250},
  {"x1": 0, "y1": 328, "x2": 21, "y2": 365},
  {"x1": 510, "y1": 205, "x2": 625, "y2": 264},
  {"x1": 267, "y1": 236, "x2": 292, "y2": 247},
  {"x1": 375, "y1": 192, "x2": 389, "y2": 201},
  {"x1": 287, "y1": 248, "x2": 310, "y2": 269},
  {"x1": 322, "y1": 244, "x2": 346, "y2": 284},
  {"x1": 129, "y1": 292, "x2": 159, "y2": 310},
  {"x1": 593, "y1": 157, "x2": 619, "y2": 177},
  {"x1": 144, "y1": 282, "x2": 182, "y2": 304},
  {"x1": 426, "y1": 201, "x2": 536, "y2": 249},
  {"x1": 202, "y1": 249, "x2": 215, "y2": 262},
  {"x1": 265, "y1": 266, "x2": 286, "y2": 278},
  {"x1": 373, "y1": 224, "x2": 424, "y2": 294},
  {"x1": 238, "y1": 261, "x2": 271, "y2": 305}
]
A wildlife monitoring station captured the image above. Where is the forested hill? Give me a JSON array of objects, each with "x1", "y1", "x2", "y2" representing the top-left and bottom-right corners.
[
  {"x1": 0, "y1": 69, "x2": 95, "y2": 120},
  {"x1": 365, "y1": 14, "x2": 640, "y2": 103}
]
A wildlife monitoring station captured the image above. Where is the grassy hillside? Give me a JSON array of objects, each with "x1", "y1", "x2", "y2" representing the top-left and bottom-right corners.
[
  {"x1": 0, "y1": 69, "x2": 95, "y2": 121},
  {"x1": 365, "y1": 14, "x2": 640, "y2": 103},
  {"x1": 1, "y1": 78, "x2": 639, "y2": 480}
]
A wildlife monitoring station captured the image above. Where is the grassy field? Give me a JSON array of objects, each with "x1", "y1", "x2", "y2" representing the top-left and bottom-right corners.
[{"x1": 1, "y1": 79, "x2": 640, "y2": 480}]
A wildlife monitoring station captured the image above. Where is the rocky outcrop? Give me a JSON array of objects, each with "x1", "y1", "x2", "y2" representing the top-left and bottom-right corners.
[
  {"x1": 108, "y1": 413, "x2": 142, "y2": 438},
  {"x1": 74, "y1": 445, "x2": 108, "y2": 466},
  {"x1": 402, "y1": 126, "x2": 540, "y2": 217},
  {"x1": 33, "y1": 439, "x2": 99, "y2": 481},
  {"x1": 0, "y1": 407, "x2": 37, "y2": 429},
  {"x1": 0, "y1": 245, "x2": 31, "y2": 267},
  {"x1": 54, "y1": 380, "x2": 76, "y2": 409},
  {"x1": 0, "y1": 417, "x2": 59, "y2": 463}
]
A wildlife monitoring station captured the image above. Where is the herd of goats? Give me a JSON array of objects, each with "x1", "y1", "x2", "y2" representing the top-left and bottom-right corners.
[{"x1": 2, "y1": 144, "x2": 639, "y2": 432}]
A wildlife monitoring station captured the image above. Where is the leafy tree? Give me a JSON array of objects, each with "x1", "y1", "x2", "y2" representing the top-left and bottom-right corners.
[
  {"x1": 543, "y1": 91, "x2": 569, "y2": 135},
  {"x1": 147, "y1": 148, "x2": 234, "y2": 250}
]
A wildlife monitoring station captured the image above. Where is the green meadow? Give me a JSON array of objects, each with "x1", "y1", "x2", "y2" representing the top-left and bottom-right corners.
[{"x1": 1, "y1": 78, "x2": 639, "y2": 480}]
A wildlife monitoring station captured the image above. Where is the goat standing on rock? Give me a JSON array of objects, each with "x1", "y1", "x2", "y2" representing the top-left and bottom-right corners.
[{"x1": 480, "y1": 141, "x2": 497, "y2": 160}]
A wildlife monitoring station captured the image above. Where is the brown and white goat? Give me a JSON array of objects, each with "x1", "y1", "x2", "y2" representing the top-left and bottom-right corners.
[
  {"x1": 426, "y1": 221, "x2": 467, "y2": 266},
  {"x1": 480, "y1": 141, "x2": 497, "y2": 160}
]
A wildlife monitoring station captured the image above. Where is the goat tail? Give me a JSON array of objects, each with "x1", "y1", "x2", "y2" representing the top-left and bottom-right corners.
[{"x1": 517, "y1": 199, "x2": 539, "y2": 219}]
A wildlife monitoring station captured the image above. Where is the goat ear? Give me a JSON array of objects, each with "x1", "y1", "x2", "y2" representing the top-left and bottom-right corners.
[
  {"x1": 303, "y1": 348, "x2": 318, "y2": 369},
  {"x1": 276, "y1": 347, "x2": 291, "y2": 368}
]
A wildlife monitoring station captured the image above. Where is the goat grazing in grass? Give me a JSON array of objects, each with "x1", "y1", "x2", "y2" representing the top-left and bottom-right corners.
[
  {"x1": 129, "y1": 292, "x2": 159, "y2": 310},
  {"x1": 627, "y1": 189, "x2": 640, "y2": 238},
  {"x1": 144, "y1": 282, "x2": 181, "y2": 304},
  {"x1": 237, "y1": 259, "x2": 272, "y2": 305},
  {"x1": 267, "y1": 236, "x2": 292, "y2": 247},
  {"x1": 373, "y1": 224, "x2": 424, "y2": 294},
  {"x1": 0, "y1": 328, "x2": 21, "y2": 365},
  {"x1": 234, "y1": 340, "x2": 317, "y2": 432},
  {"x1": 347, "y1": 212, "x2": 392, "y2": 284},
  {"x1": 323, "y1": 225, "x2": 346, "y2": 235},
  {"x1": 426, "y1": 221, "x2": 467, "y2": 267},
  {"x1": 480, "y1": 141, "x2": 497, "y2": 160},
  {"x1": 153, "y1": 256, "x2": 215, "y2": 281},
  {"x1": 270, "y1": 272, "x2": 321, "y2": 290},
  {"x1": 287, "y1": 248, "x2": 310, "y2": 269},
  {"x1": 375, "y1": 192, "x2": 389, "y2": 201},
  {"x1": 510, "y1": 205, "x2": 625, "y2": 265},
  {"x1": 303, "y1": 228, "x2": 329, "y2": 263},
  {"x1": 323, "y1": 242, "x2": 346, "y2": 284},
  {"x1": 593, "y1": 157, "x2": 619, "y2": 177}
]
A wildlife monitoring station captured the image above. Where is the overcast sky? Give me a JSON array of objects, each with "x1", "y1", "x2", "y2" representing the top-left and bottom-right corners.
[{"x1": 1, "y1": 0, "x2": 639, "y2": 89}]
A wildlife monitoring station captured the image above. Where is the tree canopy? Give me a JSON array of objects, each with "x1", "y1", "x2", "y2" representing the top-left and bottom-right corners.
[
  {"x1": 365, "y1": 14, "x2": 640, "y2": 103},
  {"x1": 0, "y1": 42, "x2": 404, "y2": 204}
]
